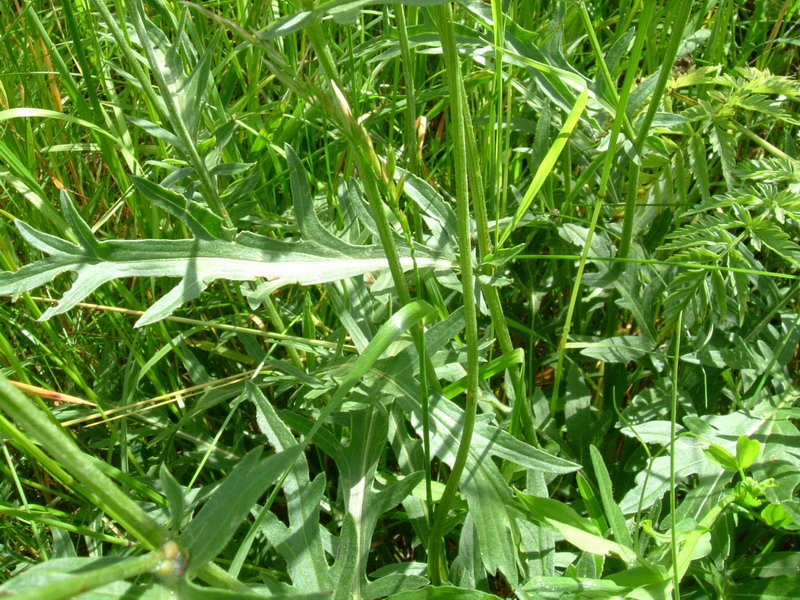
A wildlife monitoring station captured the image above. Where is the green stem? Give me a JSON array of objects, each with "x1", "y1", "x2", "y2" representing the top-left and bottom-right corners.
[
  {"x1": 636, "y1": 0, "x2": 694, "y2": 149},
  {"x1": 592, "y1": 0, "x2": 653, "y2": 198},
  {"x1": 302, "y1": 15, "x2": 445, "y2": 456},
  {"x1": 673, "y1": 492, "x2": 736, "y2": 582},
  {"x1": 86, "y1": 0, "x2": 168, "y2": 125},
  {"x1": 619, "y1": 0, "x2": 693, "y2": 258},
  {"x1": 489, "y1": 0, "x2": 506, "y2": 226},
  {"x1": 2, "y1": 442, "x2": 46, "y2": 558},
  {"x1": 515, "y1": 253, "x2": 800, "y2": 279},
  {"x1": 304, "y1": 19, "x2": 409, "y2": 304},
  {"x1": 427, "y1": 4, "x2": 480, "y2": 584},
  {"x1": 669, "y1": 311, "x2": 683, "y2": 600},
  {"x1": 263, "y1": 296, "x2": 304, "y2": 370},
  {"x1": 460, "y1": 61, "x2": 535, "y2": 444},
  {"x1": 732, "y1": 120, "x2": 800, "y2": 165},
  {"x1": 550, "y1": 196, "x2": 605, "y2": 415},
  {"x1": 0, "y1": 375, "x2": 168, "y2": 549},
  {"x1": 577, "y1": 1, "x2": 638, "y2": 147},
  {"x1": 128, "y1": 0, "x2": 228, "y2": 225},
  {"x1": 396, "y1": 5, "x2": 419, "y2": 173},
  {"x1": 8, "y1": 546, "x2": 169, "y2": 600}
]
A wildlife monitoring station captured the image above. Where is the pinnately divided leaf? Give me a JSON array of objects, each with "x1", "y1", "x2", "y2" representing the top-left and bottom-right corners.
[{"x1": 0, "y1": 170, "x2": 453, "y2": 327}]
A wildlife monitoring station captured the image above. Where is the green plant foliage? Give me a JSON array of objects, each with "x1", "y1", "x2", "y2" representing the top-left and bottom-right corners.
[
  {"x1": 0, "y1": 165, "x2": 453, "y2": 327},
  {"x1": 0, "y1": 1, "x2": 799, "y2": 599}
]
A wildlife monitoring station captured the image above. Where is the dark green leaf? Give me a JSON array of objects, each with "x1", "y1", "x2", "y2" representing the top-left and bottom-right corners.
[{"x1": 727, "y1": 575, "x2": 800, "y2": 599}]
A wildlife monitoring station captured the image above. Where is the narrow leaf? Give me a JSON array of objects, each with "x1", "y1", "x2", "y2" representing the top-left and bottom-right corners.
[
  {"x1": 517, "y1": 493, "x2": 637, "y2": 564},
  {"x1": 179, "y1": 445, "x2": 302, "y2": 573},
  {"x1": 500, "y1": 88, "x2": 588, "y2": 245},
  {"x1": 589, "y1": 445, "x2": 634, "y2": 551}
]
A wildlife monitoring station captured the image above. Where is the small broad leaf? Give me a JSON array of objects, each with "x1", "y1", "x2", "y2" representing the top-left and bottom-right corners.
[
  {"x1": 208, "y1": 162, "x2": 254, "y2": 177},
  {"x1": 520, "y1": 576, "x2": 631, "y2": 599},
  {"x1": 517, "y1": 493, "x2": 637, "y2": 564},
  {"x1": 158, "y1": 464, "x2": 185, "y2": 535},
  {"x1": 705, "y1": 444, "x2": 739, "y2": 472},
  {"x1": 396, "y1": 168, "x2": 458, "y2": 245},
  {"x1": 132, "y1": 176, "x2": 227, "y2": 240},
  {"x1": 568, "y1": 336, "x2": 652, "y2": 363},
  {"x1": 286, "y1": 144, "x2": 350, "y2": 249},
  {"x1": 364, "y1": 573, "x2": 428, "y2": 600},
  {"x1": 260, "y1": 11, "x2": 314, "y2": 39},
  {"x1": 481, "y1": 243, "x2": 526, "y2": 268},
  {"x1": 59, "y1": 190, "x2": 103, "y2": 255},
  {"x1": 558, "y1": 223, "x2": 617, "y2": 259},
  {"x1": 736, "y1": 434, "x2": 761, "y2": 470},
  {"x1": 761, "y1": 503, "x2": 793, "y2": 528},
  {"x1": 128, "y1": 116, "x2": 185, "y2": 151},
  {"x1": 175, "y1": 36, "x2": 218, "y2": 140}
]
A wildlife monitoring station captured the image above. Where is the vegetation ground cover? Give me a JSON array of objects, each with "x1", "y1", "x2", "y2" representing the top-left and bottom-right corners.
[{"x1": 0, "y1": 1, "x2": 799, "y2": 598}]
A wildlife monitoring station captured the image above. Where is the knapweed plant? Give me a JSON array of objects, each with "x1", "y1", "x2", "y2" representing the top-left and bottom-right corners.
[{"x1": 0, "y1": 1, "x2": 799, "y2": 599}]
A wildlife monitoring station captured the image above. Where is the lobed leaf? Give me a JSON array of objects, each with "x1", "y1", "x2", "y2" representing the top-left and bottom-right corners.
[
  {"x1": 0, "y1": 182, "x2": 453, "y2": 327},
  {"x1": 179, "y1": 446, "x2": 303, "y2": 574}
]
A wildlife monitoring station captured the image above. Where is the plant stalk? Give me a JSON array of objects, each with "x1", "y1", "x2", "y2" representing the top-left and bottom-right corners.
[
  {"x1": 7, "y1": 547, "x2": 170, "y2": 600},
  {"x1": 427, "y1": 4, "x2": 480, "y2": 584},
  {"x1": 0, "y1": 375, "x2": 167, "y2": 548},
  {"x1": 128, "y1": 0, "x2": 229, "y2": 225},
  {"x1": 620, "y1": 0, "x2": 693, "y2": 258},
  {"x1": 669, "y1": 311, "x2": 683, "y2": 600}
]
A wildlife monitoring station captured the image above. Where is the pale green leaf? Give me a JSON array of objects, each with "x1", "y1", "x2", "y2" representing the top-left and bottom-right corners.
[
  {"x1": 568, "y1": 336, "x2": 652, "y2": 363},
  {"x1": 589, "y1": 445, "x2": 634, "y2": 551},
  {"x1": 736, "y1": 434, "x2": 761, "y2": 470},
  {"x1": 517, "y1": 493, "x2": 637, "y2": 563},
  {"x1": 179, "y1": 446, "x2": 303, "y2": 574},
  {"x1": 0, "y1": 193, "x2": 452, "y2": 327},
  {"x1": 704, "y1": 444, "x2": 739, "y2": 472},
  {"x1": 248, "y1": 383, "x2": 330, "y2": 592},
  {"x1": 518, "y1": 576, "x2": 630, "y2": 599}
]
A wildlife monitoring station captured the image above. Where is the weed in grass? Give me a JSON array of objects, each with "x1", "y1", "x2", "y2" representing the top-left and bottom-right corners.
[{"x1": 0, "y1": 2, "x2": 799, "y2": 599}]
